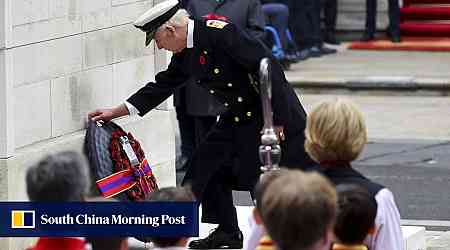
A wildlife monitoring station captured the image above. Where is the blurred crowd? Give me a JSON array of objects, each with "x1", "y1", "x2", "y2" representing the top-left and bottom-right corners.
[{"x1": 177, "y1": 0, "x2": 401, "y2": 70}]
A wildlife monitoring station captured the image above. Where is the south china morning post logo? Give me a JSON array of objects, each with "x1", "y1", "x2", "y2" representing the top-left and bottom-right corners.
[
  {"x1": 0, "y1": 202, "x2": 198, "y2": 237},
  {"x1": 39, "y1": 213, "x2": 186, "y2": 227},
  {"x1": 11, "y1": 210, "x2": 35, "y2": 229}
]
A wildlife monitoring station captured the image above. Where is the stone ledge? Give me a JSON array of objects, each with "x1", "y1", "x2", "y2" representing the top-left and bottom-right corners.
[{"x1": 403, "y1": 226, "x2": 427, "y2": 250}]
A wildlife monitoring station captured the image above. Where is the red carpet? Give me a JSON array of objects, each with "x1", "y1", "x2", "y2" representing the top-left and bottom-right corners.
[
  {"x1": 401, "y1": 0, "x2": 450, "y2": 36},
  {"x1": 351, "y1": 0, "x2": 450, "y2": 51},
  {"x1": 349, "y1": 37, "x2": 450, "y2": 52}
]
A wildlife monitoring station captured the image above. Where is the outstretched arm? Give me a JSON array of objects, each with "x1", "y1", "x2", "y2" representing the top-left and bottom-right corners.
[
  {"x1": 87, "y1": 51, "x2": 190, "y2": 121},
  {"x1": 88, "y1": 103, "x2": 130, "y2": 122}
]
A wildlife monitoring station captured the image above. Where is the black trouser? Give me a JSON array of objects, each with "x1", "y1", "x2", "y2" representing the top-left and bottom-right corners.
[
  {"x1": 365, "y1": 0, "x2": 400, "y2": 35},
  {"x1": 175, "y1": 105, "x2": 196, "y2": 160},
  {"x1": 182, "y1": 109, "x2": 264, "y2": 231},
  {"x1": 323, "y1": 0, "x2": 337, "y2": 32},
  {"x1": 201, "y1": 168, "x2": 239, "y2": 232},
  {"x1": 288, "y1": 0, "x2": 322, "y2": 49},
  {"x1": 192, "y1": 116, "x2": 239, "y2": 232}
]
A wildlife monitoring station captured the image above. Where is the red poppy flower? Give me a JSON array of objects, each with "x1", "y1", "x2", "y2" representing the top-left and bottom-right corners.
[{"x1": 199, "y1": 55, "x2": 206, "y2": 65}]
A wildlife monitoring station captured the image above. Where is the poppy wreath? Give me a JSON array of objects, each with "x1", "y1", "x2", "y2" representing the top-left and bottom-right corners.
[{"x1": 109, "y1": 130, "x2": 158, "y2": 201}]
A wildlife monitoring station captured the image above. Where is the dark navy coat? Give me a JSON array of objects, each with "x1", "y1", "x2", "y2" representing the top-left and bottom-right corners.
[
  {"x1": 176, "y1": 0, "x2": 266, "y2": 116},
  {"x1": 127, "y1": 19, "x2": 313, "y2": 195}
]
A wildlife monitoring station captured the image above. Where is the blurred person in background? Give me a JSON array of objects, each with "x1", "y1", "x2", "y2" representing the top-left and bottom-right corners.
[
  {"x1": 362, "y1": 0, "x2": 401, "y2": 42},
  {"x1": 322, "y1": 0, "x2": 339, "y2": 45},
  {"x1": 26, "y1": 151, "x2": 90, "y2": 250},
  {"x1": 260, "y1": 0, "x2": 303, "y2": 65},
  {"x1": 85, "y1": 197, "x2": 129, "y2": 250},
  {"x1": 147, "y1": 187, "x2": 195, "y2": 250}
]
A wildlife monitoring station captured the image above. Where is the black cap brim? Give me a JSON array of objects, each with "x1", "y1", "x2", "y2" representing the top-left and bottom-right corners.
[{"x1": 146, "y1": 30, "x2": 156, "y2": 47}]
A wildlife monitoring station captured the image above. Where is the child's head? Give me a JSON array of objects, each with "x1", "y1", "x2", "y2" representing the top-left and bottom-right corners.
[
  {"x1": 259, "y1": 170, "x2": 337, "y2": 250},
  {"x1": 334, "y1": 184, "x2": 377, "y2": 245},
  {"x1": 253, "y1": 169, "x2": 286, "y2": 225},
  {"x1": 148, "y1": 187, "x2": 195, "y2": 248},
  {"x1": 305, "y1": 98, "x2": 367, "y2": 164}
]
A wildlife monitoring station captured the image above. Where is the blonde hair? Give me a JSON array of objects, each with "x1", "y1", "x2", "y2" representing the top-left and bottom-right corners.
[
  {"x1": 305, "y1": 98, "x2": 367, "y2": 163},
  {"x1": 260, "y1": 170, "x2": 337, "y2": 250},
  {"x1": 159, "y1": 9, "x2": 189, "y2": 30}
]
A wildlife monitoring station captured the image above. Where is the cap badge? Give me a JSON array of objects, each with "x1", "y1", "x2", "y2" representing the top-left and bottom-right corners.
[{"x1": 206, "y1": 20, "x2": 228, "y2": 29}]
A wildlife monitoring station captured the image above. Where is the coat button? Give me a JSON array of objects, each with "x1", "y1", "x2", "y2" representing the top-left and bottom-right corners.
[
  {"x1": 237, "y1": 97, "x2": 243, "y2": 102},
  {"x1": 246, "y1": 112, "x2": 252, "y2": 117},
  {"x1": 224, "y1": 102, "x2": 229, "y2": 107},
  {"x1": 227, "y1": 83, "x2": 233, "y2": 87},
  {"x1": 197, "y1": 80, "x2": 201, "y2": 84},
  {"x1": 203, "y1": 50, "x2": 208, "y2": 55},
  {"x1": 234, "y1": 117, "x2": 240, "y2": 122},
  {"x1": 214, "y1": 68, "x2": 220, "y2": 74},
  {"x1": 209, "y1": 90, "x2": 215, "y2": 94}
]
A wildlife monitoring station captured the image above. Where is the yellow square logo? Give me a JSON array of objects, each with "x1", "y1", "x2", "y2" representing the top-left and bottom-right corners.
[{"x1": 11, "y1": 210, "x2": 35, "y2": 229}]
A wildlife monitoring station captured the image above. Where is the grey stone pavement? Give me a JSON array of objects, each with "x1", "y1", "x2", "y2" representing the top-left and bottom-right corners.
[
  {"x1": 171, "y1": 48, "x2": 450, "y2": 249},
  {"x1": 285, "y1": 45, "x2": 450, "y2": 90}
]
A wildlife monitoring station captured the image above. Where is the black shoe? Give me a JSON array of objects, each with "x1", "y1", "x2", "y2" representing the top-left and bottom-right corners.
[
  {"x1": 360, "y1": 32, "x2": 375, "y2": 42},
  {"x1": 324, "y1": 30, "x2": 340, "y2": 45},
  {"x1": 309, "y1": 46, "x2": 322, "y2": 57},
  {"x1": 320, "y1": 46, "x2": 337, "y2": 55},
  {"x1": 280, "y1": 59, "x2": 291, "y2": 70},
  {"x1": 296, "y1": 49, "x2": 310, "y2": 61},
  {"x1": 285, "y1": 52, "x2": 300, "y2": 63},
  {"x1": 386, "y1": 29, "x2": 401, "y2": 43},
  {"x1": 391, "y1": 35, "x2": 401, "y2": 43},
  {"x1": 188, "y1": 228, "x2": 243, "y2": 249}
]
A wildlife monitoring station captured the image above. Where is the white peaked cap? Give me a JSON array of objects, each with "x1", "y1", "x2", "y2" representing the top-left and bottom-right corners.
[{"x1": 134, "y1": 0, "x2": 180, "y2": 46}]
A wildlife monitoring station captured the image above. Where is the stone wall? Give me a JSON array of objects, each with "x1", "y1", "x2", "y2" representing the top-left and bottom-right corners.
[{"x1": 0, "y1": 0, "x2": 176, "y2": 249}]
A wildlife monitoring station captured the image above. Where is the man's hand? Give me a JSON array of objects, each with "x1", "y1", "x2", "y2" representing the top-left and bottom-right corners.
[
  {"x1": 88, "y1": 108, "x2": 116, "y2": 122},
  {"x1": 88, "y1": 104, "x2": 130, "y2": 122}
]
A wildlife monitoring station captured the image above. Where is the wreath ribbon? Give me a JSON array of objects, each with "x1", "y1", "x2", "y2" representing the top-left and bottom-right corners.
[{"x1": 96, "y1": 159, "x2": 154, "y2": 199}]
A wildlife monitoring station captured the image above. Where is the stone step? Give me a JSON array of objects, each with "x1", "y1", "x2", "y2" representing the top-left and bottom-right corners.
[
  {"x1": 401, "y1": 22, "x2": 450, "y2": 36},
  {"x1": 426, "y1": 231, "x2": 450, "y2": 250},
  {"x1": 401, "y1": 6, "x2": 450, "y2": 20},
  {"x1": 406, "y1": 0, "x2": 450, "y2": 5}
]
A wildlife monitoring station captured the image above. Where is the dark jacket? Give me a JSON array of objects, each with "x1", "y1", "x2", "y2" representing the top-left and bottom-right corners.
[
  {"x1": 322, "y1": 164, "x2": 384, "y2": 196},
  {"x1": 175, "y1": 0, "x2": 266, "y2": 116},
  {"x1": 127, "y1": 19, "x2": 312, "y2": 193}
]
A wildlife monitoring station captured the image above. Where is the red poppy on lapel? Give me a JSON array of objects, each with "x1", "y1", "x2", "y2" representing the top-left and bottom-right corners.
[
  {"x1": 199, "y1": 55, "x2": 206, "y2": 65},
  {"x1": 202, "y1": 13, "x2": 228, "y2": 22}
]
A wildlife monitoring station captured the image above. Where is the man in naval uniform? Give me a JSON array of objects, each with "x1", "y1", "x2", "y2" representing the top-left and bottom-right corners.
[{"x1": 88, "y1": 0, "x2": 314, "y2": 248}]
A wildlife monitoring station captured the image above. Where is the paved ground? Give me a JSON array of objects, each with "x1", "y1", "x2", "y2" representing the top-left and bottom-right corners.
[
  {"x1": 284, "y1": 46, "x2": 450, "y2": 88},
  {"x1": 300, "y1": 94, "x2": 450, "y2": 140}
]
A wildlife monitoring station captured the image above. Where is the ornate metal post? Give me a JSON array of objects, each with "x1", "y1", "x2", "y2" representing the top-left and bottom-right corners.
[{"x1": 258, "y1": 58, "x2": 281, "y2": 172}]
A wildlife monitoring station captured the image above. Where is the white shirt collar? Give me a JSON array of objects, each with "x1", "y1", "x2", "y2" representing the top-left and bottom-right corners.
[{"x1": 187, "y1": 19, "x2": 194, "y2": 49}]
